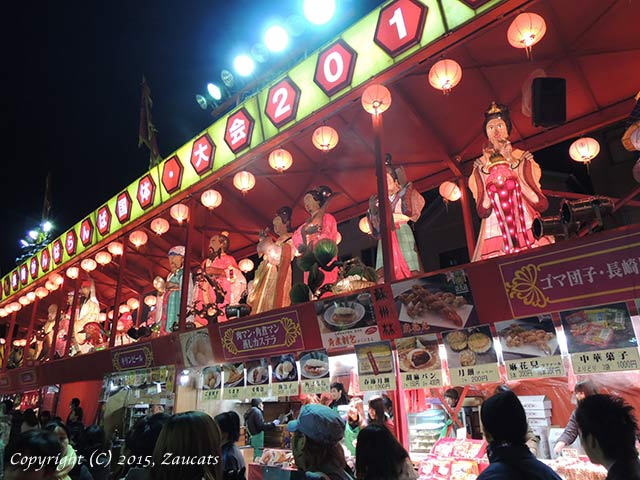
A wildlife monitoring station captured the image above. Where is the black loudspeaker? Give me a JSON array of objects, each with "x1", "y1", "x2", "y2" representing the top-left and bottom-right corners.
[{"x1": 532, "y1": 77, "x2": 566, "y2": 127}]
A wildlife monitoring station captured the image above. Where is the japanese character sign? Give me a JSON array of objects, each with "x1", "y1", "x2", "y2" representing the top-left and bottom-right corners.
[
  {"x1": 96, "y1": 206, "x2": 112, "y2": 236},
  {"x1": 116, "y1": 191, "x2": 132, "y2": 224},
  {"x1": 111, "y1": 345, "x2": 154, "y2": 372},
  {"x1": 29, "y1": 257, "x2": 39, "y2": 280},
  {"x1": 40, "y1": 248, "x2": 50, "y2": 272},
  {"x1": 161, "y1": 156, "x2": 184, "y2": 194},
  {"x1": 80, "y1": 218, "x2": 94, "y2": 247},
  {"x1": 224, "y1": 108, "x2": 254, "y2": 154},
  {"x1": 190, "y1": 134, "x2": 216, "y2": 175},
  {"x1": 65, "y1": 229, "x2": 77, "y2": 256},
  {"x1": 52, "y1": 240, "x2": 63, "y2": 264},
  {"x1": 136, "y1": 174, "x2": 156, "y2": 210},
  {"x1": 11, "y1": 271, "x2": 19, "y2": 291},
  {"x1": 20, "y1": 264, "x2": 29, "y2": 285}
]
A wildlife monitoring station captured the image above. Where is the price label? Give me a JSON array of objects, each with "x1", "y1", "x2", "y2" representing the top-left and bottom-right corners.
[
  {"x1": 247, "y1": 384, "x2": 269, "y2": 398},
  {"x1": 301, "y1": 378, "x2": 331, "y2": 395},
  {"x1": 571, "y1": 347, "x2": 640, "y2": 374},
  {"x1": 506, "y1": 356, "x2": 565, "y2": 380},
  {"x1": 359, "y1": 374, "x2": 396, "y2": 392},
  {"x1": 401, "y1": 369, "x2": 443, "y2": 389},
  {"x1": 450, "y1": 364, "x2": 500, "y2": 386},
  {"x1": 223, "y1": 386, "x2": 246, "y2": 400},
  {"x1": 202, "y1": 389, "x2": 221, "y2": 401},
  {"x1": 273, "y1": 381, "x2": 299, "y2": 397}
]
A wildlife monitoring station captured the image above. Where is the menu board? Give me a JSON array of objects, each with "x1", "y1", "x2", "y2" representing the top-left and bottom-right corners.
[
  {"x1": 443, "y1": 325, "x2": 500, "y2": 386},
  {"x1": 391, "y1": 270, "x2": 478, "y2": 337},
  {"x1": 396, "y1": 334, "x2": 443, "y2": 388},
  {"x1": 180, "y1": 329, "x2": 214, "y2": 368},
  {"x1": 299, "y1": 349, "x2": 330, "y2": 394},
  {"x1": 315, "y1": 290, "x2": 381, "y2": 350},
  {"x1": 222, "y1": 362, "x2": 246, "y2": 399},
  {"x1": 355, "y1": 341, "x2": 396, "y2": 391},
  {"x1": 201, "y1": 365, "x2": 222, "y2": 401},
  {"x1": 246, "y1": 359, "x2": 270, "y2": 398},
  {"x1": 270, "y1": 354, "x2": 299, "y2": 397},
  {"x1": 496, "y1": 316, "x2": 565, "y2": 380},
  {"x1": 560, "y1": 302, "x2": 640, "y2": 374}
]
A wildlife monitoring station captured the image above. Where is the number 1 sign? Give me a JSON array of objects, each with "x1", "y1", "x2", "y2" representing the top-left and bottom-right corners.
[{"x1": 374, "y1": 0, "x2": 428, "y2": 57}]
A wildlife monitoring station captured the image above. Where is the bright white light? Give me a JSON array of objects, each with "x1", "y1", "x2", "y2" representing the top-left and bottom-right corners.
[
  {"x1": 233, "y1": 55, "x2": 255, "y2": 77},
  {"x1": 20, "y1": 239, "x2": 29, "y2": 247},
  {"x1": 42, "y1": 221, "x2": 52, "y2": 233},
  {"x1": 28, "y1": 230, "x2": 38, "y2": 240},
  {"x1": 179, "y1": 373, "x2": 190, "y2": 386},
  {"x1": 207, "y1": 83, "x2": 222, "y2": 101},
  {"x1": 264, "y1": 25, "x2": 289, "y2": 52},
  {"x1": 304, "y1": 0, "x2": 336, "y2": 25}
]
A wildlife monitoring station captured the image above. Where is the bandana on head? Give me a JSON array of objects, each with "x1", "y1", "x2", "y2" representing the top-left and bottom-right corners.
[
  {"x1": 81, "y1": 280, "x2": 92, "y2": 289},
  {"x1": 168, "y1": 246, "x2": 185, "y2": 257}
]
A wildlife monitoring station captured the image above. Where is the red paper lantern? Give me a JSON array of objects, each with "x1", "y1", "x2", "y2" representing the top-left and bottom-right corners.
[
  {"x1": 507, "y1": 13, "x2": 546, "y2": 56},
  {"x1": 361, "y1": 84, "x2": 392, "y2": 115},
  {"x1": 233, "y1": 171, "x2": 256, "y2": 194},
  {"x1": 429, "y1": 59, "x2": 462, "y2": 94},
  {"x1": 200, "y1": 189, "x2": 223, "y2": 209},
  {"x1": 439, "y1": 181, "x2": 462, "y2": 202},
  {"x1": 312, "y1": 126, "x2": 339, "y2": 151},
  {"x1": 268, "y1": 149, "x2": 293, "y2": 173}
]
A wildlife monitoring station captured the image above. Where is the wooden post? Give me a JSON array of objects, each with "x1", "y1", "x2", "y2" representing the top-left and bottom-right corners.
[
  {"x1": 179, "y1": 198, "x2": 196, "y2": 333},
  {"x1": 1, "y1": 312, "x2": 17, "y2": 370},
  {"x1": 63, "y1": 279, "x2": 80, "y2": 358},
  {"x1": 458, "y1": 177, "x2": 476, "y2": 261},
  {"x1": 372, "y1": 113, "x2": 395, "y2": 282},
  {"x1": 109, "y1": 246, "x2": 128, "y2": 348}
]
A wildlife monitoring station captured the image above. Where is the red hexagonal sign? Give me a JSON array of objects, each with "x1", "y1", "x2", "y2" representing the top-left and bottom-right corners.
[
  {"x1": 29, "y1": 256, "x2": 39, "y2": 280},
  {"x1": 80, "y1": 218, "x2": 94, "y2": 247},
  {"x1": 314, "y1": 40, "x2": 358, "y2": 97},
  {"x1": 65, "y1": 229, "x2": 78, "y2": 256},
  {"x1": 3, "y1": 278, "x2": 9, "y2": 296},
  {"x1": 97, "y1": 205, "x2": 112, "y2": 236},
  {"x1": 162, "y1": 156, "x2": 184, "y2": 194},
  {"x1": 52, "y1": 240, "x2": 63, "y2": 265},
  {"x1": 137, "y1": 174, "x2": 156, "y2": 210},
  {"x1": 374, "y1": 0, "x2": 428, "y2": 58},
  {"x1": 190, "y1": 134, "x2": 216, "y2": 175},
  {"x1": 11, "y1": 271, "x2": 19, "y2": 291},
  {"x1": 116, "y1": 191, "x2": 133, "y2": 224},
  {"x1": 20, "y1": 264, "x2": 28, "y2": 286},
  {"x1": 265, "y1": 77, "x2": 302, "y2": 129},
  {"x1": 40, "y1": 248, "x2": 51, "y2": 272},
  {"x1": 224, "y1": 108, "x2": 255, "y2": 154},
  {"x1": 459, "y1": 0, "x2": 492, "y2": 9}
]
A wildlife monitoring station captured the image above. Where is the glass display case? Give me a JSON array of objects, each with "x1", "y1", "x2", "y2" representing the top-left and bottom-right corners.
[{"x1": 408, "y1": 408, "x2": 447, "y2": 460}]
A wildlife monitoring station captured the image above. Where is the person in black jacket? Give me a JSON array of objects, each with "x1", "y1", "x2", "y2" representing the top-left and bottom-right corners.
[
  {"x1": 477, "y1": 391, "x2": 561, "y2": 480},
  {"x1": 244, "y1": 398, "x2": 280, "y2": 457},
  {"x1": 576, "y1": 394, "x2": 640, "y2": 480}
]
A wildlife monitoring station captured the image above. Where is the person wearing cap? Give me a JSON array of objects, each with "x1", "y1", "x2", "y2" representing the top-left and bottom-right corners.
[
  {"x1": 154, "y1": 246, "x2": 193, "y2": 334},
  {"x1": 477, "y1": 391, "x2": 561, "y2": 480},
  {"x1": 71, "y1": 279, "x2": 100, "y2": 355},
  {"x1": 288, "y1": 404, "x2": 354, "y2": 480},
  {"x1": 244, "y1": 398, "x2": 280, "y2": 457}
]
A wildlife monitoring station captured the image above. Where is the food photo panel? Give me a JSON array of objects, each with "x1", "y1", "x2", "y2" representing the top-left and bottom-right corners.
[
  {"x1": 392, "y1": 269, "x2": 478, "y2": 337},
  {"x1": 299, "y1": 349, "x2": 331, "y2": 394},
  {"x1": 495, "y1": 315, "x2": 559, "y2": 360},
  {"x1": 442, "y1": 325, "x2": 497, "y2": 369},
  {"x1": 270, "y1": 354, "x2": 299, "y2": 397}
]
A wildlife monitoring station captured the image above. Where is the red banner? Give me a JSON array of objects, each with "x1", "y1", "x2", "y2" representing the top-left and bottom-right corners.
[{"x1": 498, "y1": 230, "x2": 640, "y2": 318}]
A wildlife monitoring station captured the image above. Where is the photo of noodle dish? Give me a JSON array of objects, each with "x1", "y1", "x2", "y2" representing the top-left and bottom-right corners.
[
  {"x1": 396, "y1": 335, "x2": 440, "y2": 372},
  {"x1": 495, "y1": 316, "x2": 558, "y2": 359},
  {"x1": 299, "y1": 351, "x2": 330, "y2": 379}
]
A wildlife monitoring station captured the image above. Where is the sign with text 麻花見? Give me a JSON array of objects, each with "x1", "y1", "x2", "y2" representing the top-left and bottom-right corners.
[
  {"x1": 218, "y1": 309, "x2": 304, "y2": 361},
  {"x1": 496, "y1": 316, "x2": 565, "y2": 381},
  {"x1": 355, "y1": 341, "x2": 397, "y2": 391},
  {"x1": 396, "y1": 334, "x2": 443, "y2": 388},
  {"x1": 500, "y1": 232, "x2": 640, "y2": 318},
  {"x1": 560, "y1": 302, "x2": 640, "y2": 374}
]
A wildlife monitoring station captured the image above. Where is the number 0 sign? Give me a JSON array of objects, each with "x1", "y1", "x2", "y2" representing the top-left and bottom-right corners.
[
  {"x1": 374, "y1": 0, "x2": 428, "y2": 57},
  {"x1": 314, "y1": 40, "x2": 358, "y2": 97}
]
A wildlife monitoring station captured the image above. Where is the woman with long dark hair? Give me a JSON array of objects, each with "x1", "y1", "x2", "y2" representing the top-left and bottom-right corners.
[
  {"x1": 355, "y1": 424, "x2": 416, "y2": 480},
  {"x1": 215, "y1": 411, "x2": 246, "y2": 480},
  {"x1": 368, "y1": 397, "x2": 394, "y2": 434}
]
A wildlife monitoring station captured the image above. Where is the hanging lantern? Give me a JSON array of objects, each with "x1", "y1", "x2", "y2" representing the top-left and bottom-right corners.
[
  {"x1": 170, "y1": 203, "x2": 190, "y2": 223},
  {"x1": 150, "y1": 218, "x2": 170, "y2": 235},
  {"x1": 50, "y1": 272, "x2": 64, "y2": 286},
  {"x1": 95, "y1": 251, "x2": 112, "y2": 266},
  {"x1": 507, "y1": 12, "x2": 547, "y2": 57},
  {"x1": 0, "y1": 308, "x2": 7, "y2": 318},
  {"x1": 200, "y1": 189, "x2": 223, "y2": 209},
  {"x1": 26, "y1": 291, "x2": 37, "y2": 302},
  {"x1": 35, "y1": 287, "x2": 49, "y2": 299},
  {"x1": 129, "y1": 230, "x2": 148, "y2": 248},
  {"x1": 569, "y1": 137, "x2": 600, "y2": 164},
  {"x1": 19, "y1": 296, "x2": 30, "y2": 306},
  {"x1": 233, "y1": 171, "x2": 256, "y2": 194},
  {"x1": 429, "y1": 59, "x2": 463, "y2": 95},
  {"x1": 439, "y1": 181, "x2": 462, "y2": 202},
  {"x1": 119, "y1": 304, "x2": 130, "y2": 314},
  {"x1": 107, "y1": 241, "x2": 124, "y2": 256},
  {"x1": 312, "y1": 126, "x2": 339, "y2": 151},
  {"x1": 127, "y1": 298, "x2": 140, "y2": 310},
  {"x1": 238, "y1": 258, "x2": 254, "y2": 273},
  {"x1": 9, "y1": 302, "x2": 22, "y2": 312},
  {"x1": 361, "y1": 84, "x2": 392, "y2": 115},
  {"x1": 66, "y1": 266, "x2": 79, "y2": 279},
  {"x1": 268, "y1": 149, "x2": 293, "y2": 173},
  {"x1": 336, "y1": 232, "x2": 342, "y2": 245},
  {"x1": 144, "y1": 295, "x2": 157, "y2": 307},
  {"x1": 99, "y1": 313, "x2": 107, "y2": 322},
  {"x1": 359, "y1": 216, "x2": 372, "y2": 235},
  {"x1": 81, "y1": 258, "x2": 97, "y2": 272},
  {"x1": 45, "y1": 280, "x2": 56, "y2": 291}
]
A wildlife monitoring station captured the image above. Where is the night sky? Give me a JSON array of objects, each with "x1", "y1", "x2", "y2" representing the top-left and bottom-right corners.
[{"x1": 1, "y1": 0, "x2": 385, "y2": 275}]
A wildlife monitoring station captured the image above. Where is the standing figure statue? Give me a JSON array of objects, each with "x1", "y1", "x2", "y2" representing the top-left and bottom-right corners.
[
  {"x1": 468, "y1": 102, "x2": 554, "y2": 261},
  {"x1": 193, "y1": 233, "x2": 246, "y2": 324},
  {"x1": 154, "y1": 246, "x2": 193, "y2": 334},
  {"x1": 368, "y1": 156, "x2": 425, "y2": 281},
  {"x1": 71, "y1": 280, "x2": 100, "y2": 356},
  {"x1": 247, "y1": 206, "x2": 294, "y2": 314}
]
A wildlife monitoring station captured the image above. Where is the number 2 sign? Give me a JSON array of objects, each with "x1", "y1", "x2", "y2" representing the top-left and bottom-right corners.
[
  {"x1": 374, "y1": 0, "x2": 428, "y2": 58},
  {"x1": 265, "y1": 77, "x2": 301, "y2": 128}
]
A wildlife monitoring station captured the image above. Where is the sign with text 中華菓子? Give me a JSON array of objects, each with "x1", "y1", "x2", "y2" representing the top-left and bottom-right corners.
[
  {"x1": 218, "y1": 309, "x2": 304, "y2": 361},
  {"x1": 500, "y1": 231, "x2": 640, "y2": 318}
]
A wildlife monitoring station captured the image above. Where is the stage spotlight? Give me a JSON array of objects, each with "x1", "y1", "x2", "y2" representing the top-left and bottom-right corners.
[
  {"x1": 264, "y1": 25, "x2": 289, "y2": 52},
  {"x1": 195, "y1": 94, "x2": 208, "y2": 110},
  {"x1": 304, "y1": 0, "x2": 336, "y2": 25},
  {"x1": 233, "y1": 55, "x2": 255, "y2": 77},
  {"x1": 560, "y1": 197, "x2": 614, "y2": 230},
  {"x1": 221, "y1": 69, "x2": 235, "y2": 89},
  {"x1": 207, "y1": 83, "x2": 222, "y2": 101},
  {"x1": 532, "y1": 216, "x2": 571, "y2": 240},
  {"x1": 42, "y1": 221, "x2": 52, "y2": 233}
]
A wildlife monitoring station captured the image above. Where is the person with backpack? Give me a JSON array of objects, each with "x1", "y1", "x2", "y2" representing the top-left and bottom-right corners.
[{"x1": 215, "y1": 411, "x2": 247, "y2": 480}]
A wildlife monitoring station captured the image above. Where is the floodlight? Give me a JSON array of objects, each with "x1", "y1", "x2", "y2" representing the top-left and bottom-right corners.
[
  {"x1": 20, "y1": 239, "x2": 29, "y2": 248},
  {"x1": 233, "y1": 55, "x2": 255, "y2": 77},
  {"x1": 304, "y1": 0, "x2": 336, "y2": 25},
  {"x1": 28, "y1": 230, "x2": 38, "y2": 240},
  {"x1": 264, "y1": 25, "x2": 289, "y2": 52},
  {"x1": 195, "y1": 94, "x2": 208, "y2": 110},
  {"x1": 221, "y1": 69, "x2": 235, "y2": 88},
  {"x1": 207, "y1": 83, "x2": 222, "y2": 101},
  {"x1": 42, "y1": 221, "x2": 52, "y2": 232}
]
